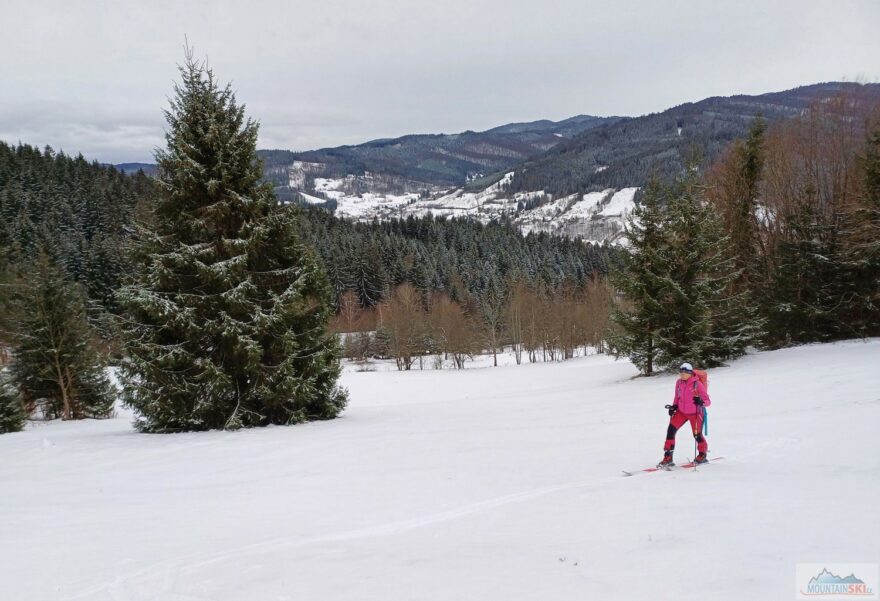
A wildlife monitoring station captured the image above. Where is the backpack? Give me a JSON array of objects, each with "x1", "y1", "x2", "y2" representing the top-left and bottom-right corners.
[{"x1": 693, "y1": 369, "x2": 708, "y2": 391}]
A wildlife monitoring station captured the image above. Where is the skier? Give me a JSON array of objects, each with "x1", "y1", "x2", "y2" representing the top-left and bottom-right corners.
[{"x1": 658, "y1": 362, "x2": 710, "y2": 467}]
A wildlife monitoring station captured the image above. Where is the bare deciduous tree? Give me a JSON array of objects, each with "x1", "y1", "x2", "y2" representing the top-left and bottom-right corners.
[
  {"x1": 378, "y1": 283, "x2": 424, "y2": 370},
  {"x1": 429, "y1": 294, "x2": 479, "y2": 369}
]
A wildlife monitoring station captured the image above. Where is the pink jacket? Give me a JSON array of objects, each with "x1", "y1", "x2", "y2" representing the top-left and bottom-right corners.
[{"x1": 673, "y1": 375, "x2": 711, "y2": 415}]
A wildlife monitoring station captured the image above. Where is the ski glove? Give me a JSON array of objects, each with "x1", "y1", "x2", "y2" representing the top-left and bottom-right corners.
[
  {"x1": 694, "y1": 397, "x2": 704, "y2": 406},
  {"x1": 665, "y1": 404, "x2": 677, "y2": 416}
]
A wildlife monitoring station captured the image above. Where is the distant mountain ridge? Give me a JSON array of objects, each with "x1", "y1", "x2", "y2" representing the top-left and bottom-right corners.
[
  {"x1": 257, "y1": 114, "x2": 625, "y2": 191},
  {"x1": 112, "y1": 82, "x2": 880, "y2": 246},
  {"x1": 483, "y1": 114, "x2": 622, "y2": 137},
  {"x1": 115, "y1": 162, "x2": 158, "y2": 176},
  {"x1": 506, "y1": 82, "x2": 880, "y2": 196}
]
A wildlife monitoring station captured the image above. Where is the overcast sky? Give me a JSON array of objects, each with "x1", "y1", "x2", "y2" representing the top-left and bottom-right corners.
[{"x1": 2, "y1": 0, "x2": 878, "y2": 163}]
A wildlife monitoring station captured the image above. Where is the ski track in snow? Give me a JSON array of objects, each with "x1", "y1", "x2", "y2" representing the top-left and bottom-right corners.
[{"x1": 66, "y1": 472, "x2": 629, "y2": 600}]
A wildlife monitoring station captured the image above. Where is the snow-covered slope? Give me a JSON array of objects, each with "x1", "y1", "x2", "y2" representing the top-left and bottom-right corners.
[
  {"x1": 293, "y1": 167, "x2": 638, "y2": 244},
  {"x1": 515, "y1": 187, "x2": 639, "y2": 243},
  {"x1": 3, "y1": 340, "x2": 878, "y2": 600}
]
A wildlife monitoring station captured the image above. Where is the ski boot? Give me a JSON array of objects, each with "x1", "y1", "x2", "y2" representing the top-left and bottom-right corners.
[
  {"x1": 694, "y1": 452, "x2": 708, "y2": 465},
  {"x1": 657, "y1": 450, "x2": 674, "y2": 469}
]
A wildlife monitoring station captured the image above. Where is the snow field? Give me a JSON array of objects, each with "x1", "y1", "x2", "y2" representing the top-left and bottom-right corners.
[{"x1": 1, "y1": 340, "x2": 878, "y2": 600}]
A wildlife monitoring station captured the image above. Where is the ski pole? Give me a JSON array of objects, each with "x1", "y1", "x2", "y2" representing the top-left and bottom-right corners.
[{"x1": 695, "y1": 383, "x2": 699, "y2": 470}]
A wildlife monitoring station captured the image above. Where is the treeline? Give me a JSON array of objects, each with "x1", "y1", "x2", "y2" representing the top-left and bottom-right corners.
[
  {"x1": 297, "y1": 209, "x2": 613, "y2": 309},
  {"x1": 0, "y1": 142, "x2": 615, "y2": 328},
  {"x1": 297, "y1": 210, "x2": 617, "y2": 369},
  {"x1": 708, "y1": 95, "x2": 880, "y2": 345},
  {"x1": 334, "y1": 277, "x2": 610, "y2": 369},
  {"x1": 0, "y1": 142, "x2": 152, "y2": 310},
  {"x1": 612, "y1": 93, "x2": 880, "y2": 374},
  {"x1": 0, "y1": 142, "x2": 151, "y2": 432}
]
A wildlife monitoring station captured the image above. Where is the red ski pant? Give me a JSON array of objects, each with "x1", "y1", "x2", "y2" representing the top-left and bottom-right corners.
[{"x1": 663, "y1": 411, "x2": 707, "y2": 453}]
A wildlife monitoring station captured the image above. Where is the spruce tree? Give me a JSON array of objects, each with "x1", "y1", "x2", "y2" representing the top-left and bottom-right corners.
[
  {"x1": 763, "y1": 200, "x2": 842, "y2": 345},
  {"x1": 118, "y1": 53, "x2": 347, "y2": 432},
  {"x1": 0, "y1": 369, "x2": 26, "y2": 434},
  {"x1": 837, "y1": 123, "x2": 880, "y2": 336},
  {"x1": 0, "y1": 248, "x2": 13, "y2": 345},
  {"x1": 730, "y1": 116, "x2": 767, "y2": 293},
  {"x1": 9, "y1": 254, "x2": 114, "y2": 420},
  {"x1": 611, "y1": 172, "x2": 758, "y2": 375},
  {"x1": 654, "y1": 173, "x2": 756, "y2": 368},
  {"x1": 608, "y1": 178, "x2": 670, "y2": 375}
]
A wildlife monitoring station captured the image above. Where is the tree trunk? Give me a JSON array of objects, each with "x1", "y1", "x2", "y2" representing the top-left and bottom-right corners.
[{"x1": 53, "y1": 355, "x2": 72, "y2": 420}]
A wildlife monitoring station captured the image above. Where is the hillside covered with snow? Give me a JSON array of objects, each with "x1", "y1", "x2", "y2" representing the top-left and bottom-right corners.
[
  {"x1": 291, "y1": 167, "x2": 639, "y2": 245},
  {"x1": 2, "y1": 339, "x2": 878, "y2": 600}
]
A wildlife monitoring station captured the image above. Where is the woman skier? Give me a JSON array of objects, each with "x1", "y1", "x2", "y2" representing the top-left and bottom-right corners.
[{"x1": 658, "y1": 362, "x2": 710, "y2": 467}]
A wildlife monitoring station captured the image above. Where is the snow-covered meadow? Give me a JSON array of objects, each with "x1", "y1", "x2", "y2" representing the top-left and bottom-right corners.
[{"x1": 2, "y1": 340, "x2": 878, "y2": 600}]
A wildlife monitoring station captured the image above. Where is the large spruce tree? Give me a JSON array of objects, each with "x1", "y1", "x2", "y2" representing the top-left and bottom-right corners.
[
  {"x1": 654, "y1": 173, "x2": 756, "y2": 368},
  {"x1": 611, "y1": 171, "x2": 758, "y2": 375},
  {"x1": 119, "y1": 54, "x2": 347, "y2": 432}
]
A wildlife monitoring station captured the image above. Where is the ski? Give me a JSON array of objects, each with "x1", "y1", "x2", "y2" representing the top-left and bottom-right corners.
[
  {"x1": 679, "y1": 457, "x2": 724, "y2": 469},
  {"x1": 679, "y1": 456, "x2": 725, "y2": 469},
  {"x1": 621, "y1": 465, "x2": 670, "y2": 477},
  {"x1": 622, "y1": 456, "x2": 725, "y2": 477}
]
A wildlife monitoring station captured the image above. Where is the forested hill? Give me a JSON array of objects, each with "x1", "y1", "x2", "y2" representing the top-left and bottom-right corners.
[
  {"x1": 0, "y1": 142, "x2": 153, "y2": 309},
  {"x1": 505, "y1": 82, "x2": 880, "y2": 196},
  {"x1": 298, "y1": 209, "x2": 612, "y2": 310},
  {"x1": 256, "y1": 114, "x2": 625, "y2": 188}
]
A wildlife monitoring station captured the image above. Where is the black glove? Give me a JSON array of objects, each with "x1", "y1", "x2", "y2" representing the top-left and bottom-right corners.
[
  {"x1": 665, "y1": 404, "x2": 677, "y2": 416},
  {"x1": 694, "y1": 397, "x2": 704, "y2": 406}
]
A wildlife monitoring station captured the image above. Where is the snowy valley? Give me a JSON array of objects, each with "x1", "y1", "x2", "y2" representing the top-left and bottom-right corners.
[{"x1": 291, "y1": 165, "x2": 638, "y2": 245}]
